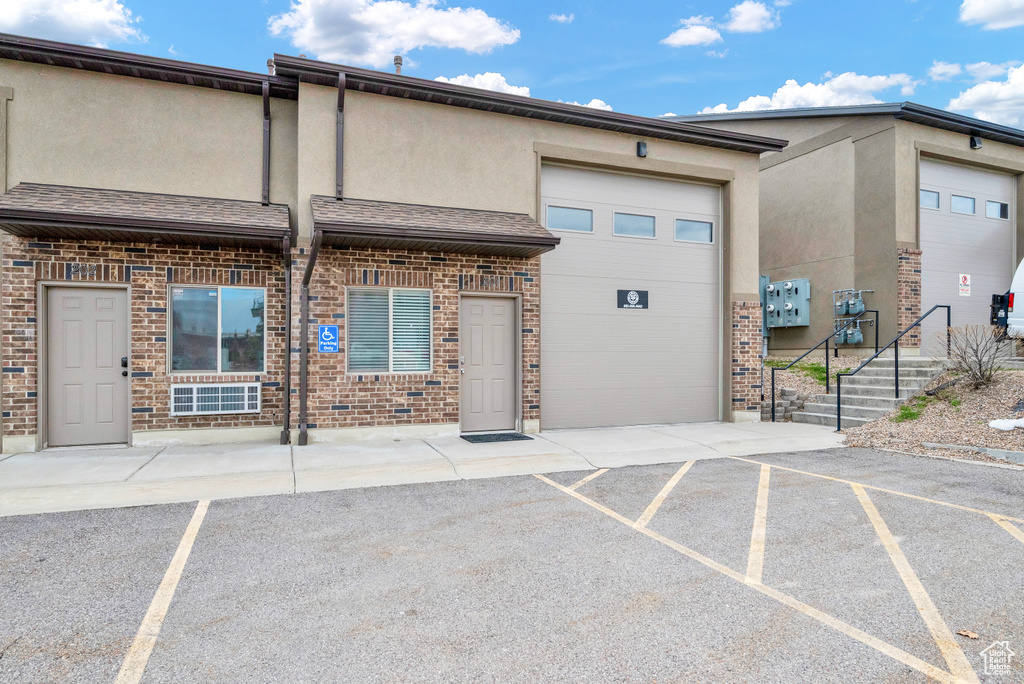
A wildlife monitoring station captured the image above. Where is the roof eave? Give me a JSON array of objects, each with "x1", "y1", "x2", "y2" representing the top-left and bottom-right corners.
[
  {"x1": 314, "y1": 221, "x2": 560, "y2": 258},
  {"x1": 273, "y1": 54, "x2": 787, "y2": 154}
]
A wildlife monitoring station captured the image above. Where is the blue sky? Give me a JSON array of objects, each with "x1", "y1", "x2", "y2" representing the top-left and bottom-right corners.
[{"x1": 3, "y1": 0, "x2": 1024, "y2": 125}]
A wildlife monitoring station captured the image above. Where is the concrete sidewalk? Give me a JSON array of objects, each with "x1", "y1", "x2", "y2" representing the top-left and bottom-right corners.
[{"x1": 0, "y1": 421, "x2": 844, "y2": 517}]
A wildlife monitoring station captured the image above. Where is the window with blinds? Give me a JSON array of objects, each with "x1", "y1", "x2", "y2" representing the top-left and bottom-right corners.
[{"x1": 347, "y1": 288, "x2": 432, "y2": 373}]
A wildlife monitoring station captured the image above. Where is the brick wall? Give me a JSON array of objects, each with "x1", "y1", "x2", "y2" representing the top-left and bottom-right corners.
[
  {"x1": 897, "y1": 248, "x2": 922, "y2": 348},
  {"x1": 293, "y1": 246, "x2": 541, "y2": 431},
  {"x1": 1, "y1": 236, "x2": 287, "y2": 441},
  {"x1": 731, "y1": 300, "x2": 763, "y2": 415}
]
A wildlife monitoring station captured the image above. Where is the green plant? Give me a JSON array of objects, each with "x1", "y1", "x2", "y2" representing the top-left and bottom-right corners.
[
  {"x1": 890, "y1": 397, "x2": 932, "y2": 423},
  {"x1": 950, "y1": 398, "x2": 962, "y2": 408}
]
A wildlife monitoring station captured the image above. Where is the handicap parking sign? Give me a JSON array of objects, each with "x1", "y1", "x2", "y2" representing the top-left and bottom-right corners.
[{"x1": 318, "y1": 325, "x2": 339, "y2": 353}]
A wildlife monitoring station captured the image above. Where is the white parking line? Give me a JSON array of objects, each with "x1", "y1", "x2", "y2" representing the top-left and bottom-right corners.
[
  {"x1": 634, "y1": 461, "x2": 694, "y2": 529},
  {"x1": 568, "y1": 468, "x2": 609, "y2": 491},
  {"x1": 988, "y1": 514, "x2": 1024, "y2": 545},
  {"x1": 114, "y1": 500, "x2": 210, "y2": 684}
]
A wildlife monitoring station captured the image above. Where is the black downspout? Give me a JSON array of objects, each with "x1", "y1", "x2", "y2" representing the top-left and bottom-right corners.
[
  {"x1": 280, "y1": 235, "x2": 292, "y2": 444},
  {"x1": 336, "y1": 72, "x2": 345, "y2": 200},
  {"x1": 298, "y1": 229, "x2": 323, "y2": 446},
  {"x1": 261, "y1": 81, "x2": 271, "y2": 205}
]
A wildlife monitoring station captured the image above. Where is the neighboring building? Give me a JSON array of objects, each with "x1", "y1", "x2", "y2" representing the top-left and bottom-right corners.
[
  {"x1": 670, "y1": 103, "x2": 1024, "y2": 355},
  {"x1": 0, "y1": 34, "x2": 785, "y2": 453}
]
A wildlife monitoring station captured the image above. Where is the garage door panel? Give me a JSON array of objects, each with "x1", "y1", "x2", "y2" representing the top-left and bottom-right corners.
[
  {"x1": 919, "y1": 159, "x2": 1015, "y2": 353},
  {"x1": 540, "y1": 164, "x2": 721, "y2": 429}
]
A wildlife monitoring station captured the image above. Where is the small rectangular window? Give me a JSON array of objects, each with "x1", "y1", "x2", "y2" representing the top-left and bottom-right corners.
[
  {"x1": 675, "y1": 219, "x2": 714, "y2": 243},
  {"x1": 920, "y1": 189, "x2": 940, "y2": 210},
  {"x1": 170, "y1": 286, "x2": 265, "y2": 373},
  {"x1": 986, "y1": 200, "x2": 1010, "y2": 219},
  {"x1": 546, "y1": 206, "x2": 593, "y2": 232},
  {"x1": 951, "y1": 195, "x2": 976, "y2": 215},
  {"x1": 614, "y1": 212, "x2": 656, "y2": 238},
  {"x1": 347, "y1": 288, "x2": 432, "y2": 373}
]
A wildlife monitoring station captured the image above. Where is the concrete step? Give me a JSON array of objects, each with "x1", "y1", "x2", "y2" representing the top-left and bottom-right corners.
[
  {"x1": 855, "y1": 366, "x2": 937, "y2": 379},
  {"x1": 803, "y1": 402, "x2": 892, "y2": 420},
  {"x1": 839, "y1": 375, "x2": 933, "y2": 389},
  {"x1": 869, "y1": 357, "x2": 947, "y2": 369},
  {"x1": 810, "y1": 394, "x2": 905, "y2": 410},
  {"x1": 837, "y1": 384, "x2": 917, "y2": 399},
  {"x1": 793, "y1": 411, "x2": 870, "y2": 428}
]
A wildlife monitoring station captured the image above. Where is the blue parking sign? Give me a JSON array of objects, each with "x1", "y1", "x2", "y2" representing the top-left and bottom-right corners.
[{"x1": 318, "y1": 325, "x2": 339, "y2": 353}]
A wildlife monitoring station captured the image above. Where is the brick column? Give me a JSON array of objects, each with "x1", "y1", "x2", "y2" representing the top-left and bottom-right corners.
[
  {"x1": 731, "y1": 300, "x2": 763, "y2": 419},
  {"x1": 897, "y1": 248, "x2": 922, "y2": 348}
]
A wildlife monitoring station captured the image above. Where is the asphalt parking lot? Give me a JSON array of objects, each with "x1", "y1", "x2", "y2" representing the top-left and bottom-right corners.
[{"x1": 2, "y1": 447, "x2": 1022, "y2": 683}]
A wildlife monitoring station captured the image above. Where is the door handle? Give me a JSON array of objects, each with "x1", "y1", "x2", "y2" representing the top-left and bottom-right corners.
[
  {"x1": 121, "y1": 357, "x2": 128, "y2": 368},
  {"x1": 122, "y1": 371, "x2": 128, "y2": 377}
]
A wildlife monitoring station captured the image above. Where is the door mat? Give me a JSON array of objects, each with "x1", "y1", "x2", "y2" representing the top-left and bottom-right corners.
[{"x1": 461, "y1": 432, "x2": 533, "y2": 444}]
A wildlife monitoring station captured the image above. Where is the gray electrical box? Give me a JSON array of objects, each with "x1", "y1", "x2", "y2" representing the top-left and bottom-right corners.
[{"x1": 763, "y1": 278, "x2": 811, "y2": 328}]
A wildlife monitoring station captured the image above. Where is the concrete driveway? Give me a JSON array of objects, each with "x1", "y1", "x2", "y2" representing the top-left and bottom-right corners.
[
  {"x1": 0, "y1": 422, "x2": 843, "y2": 517},
  {"x1": 1, "y1": 448, "x2": 1021, "y2": 683}
]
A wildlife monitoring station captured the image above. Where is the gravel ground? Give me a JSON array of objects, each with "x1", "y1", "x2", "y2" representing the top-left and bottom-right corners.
[
  {"x1": 844, "y1": 369, "x2": 1024, "y2": 464},
  {"x1": 764, "y1": 355, "x2": 866, "y2": 399}
]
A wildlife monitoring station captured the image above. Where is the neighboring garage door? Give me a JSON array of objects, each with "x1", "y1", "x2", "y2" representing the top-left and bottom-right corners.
[
  {"x1": 540, "y1": 164, "x2": 721, "y2": 429},
  {"x1": 919, "y1": 159, "x2": 1015, "y2": 352}
]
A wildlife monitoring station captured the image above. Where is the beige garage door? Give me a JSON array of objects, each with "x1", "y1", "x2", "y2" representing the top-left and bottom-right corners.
[
  {"x1": 919, "y1": 159, "x2": 1015, "y2": 352},
  {"x1": 540, "y1": 164, "x2": 721, "y2": 429}
]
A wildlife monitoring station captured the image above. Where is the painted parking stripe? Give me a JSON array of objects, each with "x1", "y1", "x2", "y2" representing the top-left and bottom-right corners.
[
  {"x1": 634, "y1": 460, "x2": 695, "y2": 529},
  {"x1": 988, "y1": 514, "x2": 1024, "y2": 545},
  {"x1": 568, "y1": 468, "x2": 609, "y2": 491},
  {"x1": 730, "y1": 456, "x2": 1024, "y2": 524},
  {"x1": 115, "y1": 500, "x2": 210, "y2": 684},
  {"x1": 853, "y1": 485, "x2": 979, "y2": 684},
  {"x1": 534, "y1": 474, "x2": 960, "y2": 684},
  {"x1": 745, "y1": 464, "x2": 771, "y2": 585}
]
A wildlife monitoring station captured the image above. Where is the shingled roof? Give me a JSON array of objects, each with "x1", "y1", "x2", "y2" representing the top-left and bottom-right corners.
[
  {"x1": 0, "y1": 184, "x2": 291, "y2": 247},
  {"x1": 310, "y1": 195, "x2": 559, "y2": 258}
]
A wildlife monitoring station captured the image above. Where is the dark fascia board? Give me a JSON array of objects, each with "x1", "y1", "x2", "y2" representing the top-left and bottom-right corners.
[
  {"x1": 315, "y1": 221, "x2": 560, "y2": 255},
  {"x1": 0, "y1": 33, "x2": 298, "y2": 100},
  {"x1": 0, "y1": 209, "x2": 291, "y2": 244},
  {"x1": 272, "y1": 54, "x2": 788, "y2": 155},
  {"x1": 669, "y1": 102, "x2": 1024, "y2": 149}
]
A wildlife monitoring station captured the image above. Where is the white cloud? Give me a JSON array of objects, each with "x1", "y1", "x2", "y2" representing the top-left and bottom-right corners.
[
  {"x1": 722, "y1": 1, "x2": 778, "y2": 32},
  {"x1": 168, "y1": 44, "x2": 178, "y2": 55},
  {"x1": 661, "y1": 16, "x2": 722, "y2": 47},
  {"x1": 0, "y1": 0, "x2": 144, "y2": 46},
  {"x1": 698, "y1": 72, "x2": 918, "y2": 113},
  {"x1": 949, "y1": 64, "x2": 1024, "y2": 125},
  {"x1": 966, "y1": 60, "x2": 1023, "y2": 80},
  {"x1": 659, "y1": 112, "x2": 678, "y2": 117},
  {"x1": 774, "y1": 0, "x2": 792, "y2": 6},
  {"x1": 959, "y1": 0, "x2": 1024, "y2": 29},
  {"x1": 706, "y1": 49, "x2": 730, "y2": 58},
  {"x1": 564, "y1": 98, "x2": 613, "y2": 111},
  {"x1": 268, "y1": 0, "x2": 520, "y2": 68},
  {"x1": 549, "y1": 13, "x2": 574, "y2": 23},
  {"x1": 434, "y1": 72, "x2": 529, "y2": 96},
  {"x1": 928, "y1": 61, "x2": 963, "y2": 81}
]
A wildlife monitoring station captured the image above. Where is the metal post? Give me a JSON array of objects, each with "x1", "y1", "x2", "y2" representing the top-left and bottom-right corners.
[
  {"x1": 873, "y1": 310, "x2": 880, "y2": 354},
  {"x1": 894, "y1": 337, "x2": 900, "y2": 399},
  {"x1": 946, "y1": 306, "x2": 952, "y2": 358},
  {"x1": 771, "y1": 367, "x2": 776, "y2": 422},
  {"x1": 836, "y1": 375, "x2": 842, "y2": 431},
  {"x1": 825, "y1": 338, "x2": 830, "y2": 394}
]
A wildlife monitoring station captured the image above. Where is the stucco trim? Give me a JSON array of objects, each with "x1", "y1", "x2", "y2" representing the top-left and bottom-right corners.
[
  {"x1": 534, "y1": 143, "x2": 736, "y2": 183},
  {"x1": 915, "y1": 141, "x2": 1024, "y2": 174}
]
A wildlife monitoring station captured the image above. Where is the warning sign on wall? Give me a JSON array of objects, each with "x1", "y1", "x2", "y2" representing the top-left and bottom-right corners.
[{"x1": 959, "y1": 274, "x2": 971, "y2": 297}]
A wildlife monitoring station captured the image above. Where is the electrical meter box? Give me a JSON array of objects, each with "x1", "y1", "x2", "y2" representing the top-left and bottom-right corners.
[{"x1": 762, "y1": 278, "x2": 811, "y2": 328}]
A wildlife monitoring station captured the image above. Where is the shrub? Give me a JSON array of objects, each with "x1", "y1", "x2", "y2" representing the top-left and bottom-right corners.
[{"x1": 943, "y1": 325, "x2": 1010, "y2": 389}]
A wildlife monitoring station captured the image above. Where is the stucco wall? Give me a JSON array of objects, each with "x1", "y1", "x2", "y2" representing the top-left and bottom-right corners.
[
  {"x1": 0, "y1": 59, "x2": 298, "y2": 228},
  {"x1": 296, "y1": 84, "x2": 763, "y2": 296},
  {"x1": 758, "y1": 137, "x2": 856, "y2": 351}
]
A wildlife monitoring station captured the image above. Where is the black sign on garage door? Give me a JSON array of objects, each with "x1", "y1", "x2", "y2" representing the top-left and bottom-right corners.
[{"x1": 617, "y1": 289, "x2": 649, "y2": 309}]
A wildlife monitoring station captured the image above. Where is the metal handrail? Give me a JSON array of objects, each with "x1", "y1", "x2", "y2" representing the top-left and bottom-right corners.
[
  {"x1": 770, "y1": 309, "x2": 879, "y2": 422},
  {"x1": 835, "y1": 305, "x2": 951, "y2": 431}
]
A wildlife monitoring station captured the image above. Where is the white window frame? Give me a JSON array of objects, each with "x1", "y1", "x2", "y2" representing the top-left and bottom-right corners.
[
  {"x1": 951, "y1": 194, "x2": 976, "y2": 215},
  {"x1": 673, "y1": 217, "x2": 716, "y2": 245},
  {"x1": 986, "y1": 199, "x2": 1010, "y2": 220},
  {"x1": 613, "y1": 212, "x2": 657, "y2": 240},
  {"x1": 169, "y1": 383, "x2": 261, "y2": 416},
  {"x1": 545, "y1": 204, "x2": 594, "y2": 233},
  {"x1": 919, "y1": 189, "x2": 941, "y2": 211},
  {"x1": 346, "y1": 287, "x2": 433, "y2": 374},
  {"x1": 167, "y1": 284, "x2": 268, "y2": 375}
]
